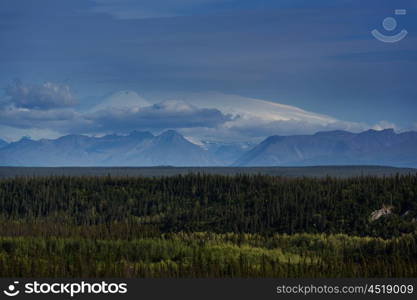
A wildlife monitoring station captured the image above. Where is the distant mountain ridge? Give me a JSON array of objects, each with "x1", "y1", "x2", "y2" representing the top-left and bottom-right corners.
[
  {"x1": 0, "y1": 129, "x2": 416, "y2": 167},
  {"x1": 0, "y1": 130, "x2": 218, "y2": 167},
  {"x1": 0, "y1": 139, "x2": 7, "y2": 149},
  {"x1": 235, "y1": 129, "x2": 417, "y2": 168}
]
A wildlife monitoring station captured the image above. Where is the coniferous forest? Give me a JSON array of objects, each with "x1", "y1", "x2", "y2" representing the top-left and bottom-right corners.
[{"x1": 0, "y1": 173, "x2": 417, "y2": 277}]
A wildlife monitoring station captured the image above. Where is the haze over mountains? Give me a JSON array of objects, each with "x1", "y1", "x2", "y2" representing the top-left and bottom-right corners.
[{"x1": 0, "y1": 128, "x2": 416, "y2": 167}]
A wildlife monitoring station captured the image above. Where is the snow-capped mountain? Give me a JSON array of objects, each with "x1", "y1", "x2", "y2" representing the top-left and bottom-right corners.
[{"x1": 90, "y1": 90, "x2": 150, "y2": 112}]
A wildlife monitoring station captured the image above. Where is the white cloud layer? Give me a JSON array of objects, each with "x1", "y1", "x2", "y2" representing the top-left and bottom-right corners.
[
  {"x1": 170, "y1": 92, "x2": 369, "y2": 141},
  {"x1": 3, "y1": 81, "x2": 77, "y2": 110},
  {"x1": 372, "y1": 120, "x2": 398, "y2": 131}
]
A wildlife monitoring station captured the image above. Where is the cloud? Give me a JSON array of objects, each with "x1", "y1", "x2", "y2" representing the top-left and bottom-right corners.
[
  {"x1": 167, "y1": 92, "x2": 368, "y2": 141},
  {"x1": 180, "y1": 115, "x2": 368, "y2": 143},
  {"x1": 398, "y1": 122, "x2": 417, "y2": 133},
  {"x1": 372, "y1": 120, "x2": 397, "y2": 131},
  {"x1": 0, "y1": 97, "x2": 231, "y2": 137},
  {"x1": 4, "y1": 81, "x2": 77, "y2": 110},
  {"x1": 0, "y1": 107, "x2": 79, "y2": 130},
  {"x1": 0, "y1": 125, "x2": 63, "y2": 143},
  {"x1": 80, "y1": 100, "x2": 232, "y2": 133}
]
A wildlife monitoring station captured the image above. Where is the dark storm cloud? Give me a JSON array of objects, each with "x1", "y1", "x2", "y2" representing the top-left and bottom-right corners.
[
  {"x1": 82, "y1": 100, "x2": 233, "y2": 133},
  {"x1": 0, "y1": 98, "x2": 232, "y2": 135},
  {"x1": 0, "y1": 107, "x2": 78, "y2": 129}
]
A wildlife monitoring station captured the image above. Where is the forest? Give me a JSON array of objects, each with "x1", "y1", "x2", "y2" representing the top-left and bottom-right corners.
[{"x1": 0, "y1": 173, "x2": 416, "y2": 277}]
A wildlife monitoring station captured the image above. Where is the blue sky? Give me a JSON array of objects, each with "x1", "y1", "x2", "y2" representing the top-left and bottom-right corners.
[{"x1": 0, "y1": 0, "x2": 416, "y2": 141}]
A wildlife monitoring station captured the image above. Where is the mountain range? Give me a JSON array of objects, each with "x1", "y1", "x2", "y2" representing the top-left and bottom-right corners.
[
  {"x1": 0, "y1": 129, "x2": 416, "y2": 167},
  {"x1": 0, "y1": 139, "x2": 7, "y2": 149},
  {"x1": 236, "y1": 129, "x2": 417, "y2": 167}
]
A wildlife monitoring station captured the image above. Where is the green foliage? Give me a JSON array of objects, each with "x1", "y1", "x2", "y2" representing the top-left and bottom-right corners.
[
  {"x1": 0, "y1": 174, "x2": 416, "y2": 236},
  {"x1": 0, "y1": 174, "x2": 416, "y2": 277},
  {"x1": 0, "y1": 230, "x2": 416, "y2": 277}
]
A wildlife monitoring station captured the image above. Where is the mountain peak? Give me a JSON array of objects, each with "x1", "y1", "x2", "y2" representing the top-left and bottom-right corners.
[
  {"x1": 1, "y1": 128, "x2": 416, "y2": 167},
  {"x1": 262, "y1": 135, "x2": 283, "y2": 143},
  {"x1": 361, "y1": 128, "x2": 395, "y2": 136},
  {"x1": 0, "y1": 139, "x2": 8, "y2": 148},
  {"x1": 16, "y1": 136, "x2": 34, "y2": 144},
  {"x1": 57, "y1": 134, "x2": 85, "y2": 139},
  {"x1": 128, "y1": 130, "x2": 154, "y2": 140},
  {"x1": 158, "y1": 130, "x2": 183, "y2": 139},
  {"x1": 314, "y1": 130, "x2": 353, "y2": 137},
  {"x1": 56, "y1": 134, "x2": 89, "y2": 142}
]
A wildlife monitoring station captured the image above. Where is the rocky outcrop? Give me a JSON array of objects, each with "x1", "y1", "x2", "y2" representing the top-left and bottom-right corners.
[{"x1": 370, "y1": 205, "x2": 394, "y2": 221}]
